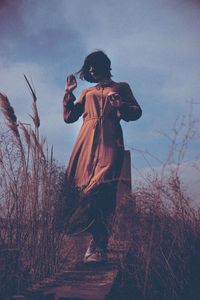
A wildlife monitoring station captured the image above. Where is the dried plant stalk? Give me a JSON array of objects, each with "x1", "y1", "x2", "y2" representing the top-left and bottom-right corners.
[
  {"x1": 24, "y1": 75, "x2": 40, "y2": 128},
  {"x1": 0, "y1": 93, "x2": 20, "y2": 138},
  {"x1": 19, "y1": 122, "x2": 31, "y2": 147},
  {"x1": 0, "y1": 86, "x2": 65, "y2": 299}
]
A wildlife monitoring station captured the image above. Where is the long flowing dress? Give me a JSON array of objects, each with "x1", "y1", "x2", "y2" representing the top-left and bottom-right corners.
[{"x1": 62, "y1": 80, "x2": 142, "y2": 237}]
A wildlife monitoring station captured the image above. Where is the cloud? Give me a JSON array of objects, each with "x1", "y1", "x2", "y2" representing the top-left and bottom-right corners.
[
  {"x1": 60, "y1": 0, "x2": 200, "y2": 105},
  {"x1": 1, "y1": 0, "x2": 200, "y2": 106},
  {"x1": 0, "y1": 0, "x2": 200, "y2": 167},
  {"x1": 0, "y1": 58, "x2": 82, "y2": 161}
]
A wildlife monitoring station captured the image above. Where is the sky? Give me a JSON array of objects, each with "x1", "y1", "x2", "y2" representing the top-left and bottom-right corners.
[{"x1": 0, "y1": 0, "x2": 200, "y2": 199}]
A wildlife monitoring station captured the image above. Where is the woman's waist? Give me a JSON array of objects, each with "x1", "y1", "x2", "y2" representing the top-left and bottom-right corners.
[{"x1": 83, "y1": 114, "x2": 119, "y2": 123}]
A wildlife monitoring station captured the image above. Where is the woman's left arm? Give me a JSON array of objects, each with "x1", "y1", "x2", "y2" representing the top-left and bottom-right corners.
[{"x1": 117, "y1": 83, "x2": 142, "y2": 122}]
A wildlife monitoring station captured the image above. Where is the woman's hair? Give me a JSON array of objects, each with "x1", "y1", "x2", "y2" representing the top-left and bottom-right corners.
[{"x1": 75, "y1": 50, "x2": 112, "y2": 83}]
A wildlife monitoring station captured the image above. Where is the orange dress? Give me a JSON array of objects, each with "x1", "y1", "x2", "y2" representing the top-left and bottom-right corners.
[{"x1": 64, "y1": 81, "x2": 142, "y2": 195}]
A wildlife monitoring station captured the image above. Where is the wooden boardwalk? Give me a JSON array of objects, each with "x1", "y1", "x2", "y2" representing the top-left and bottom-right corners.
[
  {"x1": 13, "y1": 262, "x2": 118, "y2": 300},
  {"x1": 11, "y1": 151, "x2": 131, "y2": 300}
]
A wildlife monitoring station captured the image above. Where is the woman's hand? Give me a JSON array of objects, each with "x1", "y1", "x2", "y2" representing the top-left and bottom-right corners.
[
  {"x1": 65, "y1": 74, "x2": 77, "y2": 93},
  {"x1": 107, "y1": 92, "x2": 122, "y2": 108}
]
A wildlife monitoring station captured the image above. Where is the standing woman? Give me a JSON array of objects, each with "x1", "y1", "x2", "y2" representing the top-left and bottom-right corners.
[{"x1": 62, "y1": 50, "x2": 142, "y2": 263}]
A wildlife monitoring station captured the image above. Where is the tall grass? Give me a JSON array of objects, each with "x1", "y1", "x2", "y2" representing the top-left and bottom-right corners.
[
  {"x1": 109, "y1": 105, "x2": 200, "y2": 300},
  {"x1": 1, "y1": 78, "x2": 199, "y2": 300},
  {"x1": 0, "y1": 78, "x2": 65, "y2": 298}
]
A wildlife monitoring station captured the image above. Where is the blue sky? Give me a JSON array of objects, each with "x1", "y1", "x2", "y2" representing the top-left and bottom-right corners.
[{"x1": 0, "y1": 0, "x2": 200, "y2": 197}]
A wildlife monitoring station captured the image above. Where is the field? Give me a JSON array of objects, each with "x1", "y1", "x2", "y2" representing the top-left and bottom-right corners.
[{"x1": 0, "y1": 80, "x2": 200, "y2": 299}]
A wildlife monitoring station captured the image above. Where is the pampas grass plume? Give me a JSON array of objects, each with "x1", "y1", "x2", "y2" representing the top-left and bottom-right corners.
[{"x1": 0, "y1": 93, "x2": 20, "y2": 138}]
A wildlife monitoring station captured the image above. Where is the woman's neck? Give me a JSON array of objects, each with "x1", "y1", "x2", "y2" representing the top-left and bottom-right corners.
[{"x1": 97, "y1": 78, "x2": 113, "y2": 86}]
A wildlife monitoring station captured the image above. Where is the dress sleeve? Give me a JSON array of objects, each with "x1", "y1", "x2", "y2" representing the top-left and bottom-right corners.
[
  {"x1": 118, "y1": 83, "x2": 142, "y2": 122},
  {"x1": 63, "y1": 89, "x2": 86, "y2": 123}
]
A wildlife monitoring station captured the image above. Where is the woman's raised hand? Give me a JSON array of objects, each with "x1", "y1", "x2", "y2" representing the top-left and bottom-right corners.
[
  {"x1": 65, "y1": 74, "x2": 77, "y2": 92},
  {"x1": 107, "y1": 92, "x2": 122, "y2": 108}
]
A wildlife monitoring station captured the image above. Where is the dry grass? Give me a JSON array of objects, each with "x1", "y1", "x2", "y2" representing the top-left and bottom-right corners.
[
  {"x1": 0, "y1": 78, "x2": 67, "y2": 298},
  {"x1": 0, "y1": 94, "x2": 20, "y2": 138},
  {"x1": 109, "y1": 177, "x2": 200, "y2": 300},
  {"x1": 108, "y1": 105, "x2": 200, "y2": 300},
  {"x1": 1, "y1": 79, "x2": 200, "y2": 300}
]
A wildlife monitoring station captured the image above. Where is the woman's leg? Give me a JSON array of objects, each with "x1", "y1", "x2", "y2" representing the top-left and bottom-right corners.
[{"x1": 84, "y1": 182, "x2": 118, "y2": 262}]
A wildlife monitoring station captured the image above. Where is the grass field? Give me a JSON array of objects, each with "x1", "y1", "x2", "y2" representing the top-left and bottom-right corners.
[{"x1": 0, "y1": 81, "x2": 200, "y2": 299}]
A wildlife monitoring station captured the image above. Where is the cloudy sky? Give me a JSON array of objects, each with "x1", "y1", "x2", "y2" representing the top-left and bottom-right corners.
[{"x1": 0, "y1": 0, "x2": 200, "y2": 198}]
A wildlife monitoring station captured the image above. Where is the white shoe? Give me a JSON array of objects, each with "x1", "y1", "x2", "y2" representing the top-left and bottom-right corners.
[
  {"x1": 84, "y1": 239, "x2": 96, "y2": 260},
  {"x1": 84, "y1": 250, "x2": 105, "y2": 263},
  {"x1": 83, "y1": 239, "x2": 106, "y2": 263}
]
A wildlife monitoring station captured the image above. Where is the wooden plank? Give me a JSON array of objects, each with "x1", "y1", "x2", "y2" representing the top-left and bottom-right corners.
[
  {"x1": 19, "y1": 263, "x2": 118, "y2": 300},
  {"x1": 45, "y1": 263, "x2": 118, "y2": 300}
]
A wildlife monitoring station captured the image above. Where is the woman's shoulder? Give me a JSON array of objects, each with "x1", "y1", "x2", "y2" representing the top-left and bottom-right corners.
[
  {"x1": 115, "y1": 81, "x2": 130, "y2": 88},
  {"x1": 81, "y1": 86, "x2": 96, "y2": 95},
  {"x1": 113, "y1": 81, "x2": 132, "y2": 93}
]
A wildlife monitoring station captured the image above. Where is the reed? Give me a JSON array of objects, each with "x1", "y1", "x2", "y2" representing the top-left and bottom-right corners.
[
  {"x1": 109, "y1": 104, "x2": 200, "y2": 300},
  {"x1": 0, "y1": 78, "x2": 66, "y2": 298},
  {"x1": 0, "y1": 93, "x2": 19, "y2": 138},
  {"x1": 1, "y1": 79, "x2": 199, "y2": 300}
]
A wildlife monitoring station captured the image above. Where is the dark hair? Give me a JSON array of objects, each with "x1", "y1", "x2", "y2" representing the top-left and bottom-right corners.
[{"x1": 76, "y1": 50, "x2": 112, "y2": 83}]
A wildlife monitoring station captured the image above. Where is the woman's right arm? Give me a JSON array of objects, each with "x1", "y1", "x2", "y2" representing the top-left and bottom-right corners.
[
  {"x1": 63, "y1": 91, "x2": 83, "y2": 123},
  {"x1": 63, "y1": 74, "x2": 83, "y2": 123}
]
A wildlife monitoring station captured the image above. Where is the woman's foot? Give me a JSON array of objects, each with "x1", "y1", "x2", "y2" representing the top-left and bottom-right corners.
[
  {"x1": 83, "y1": 239, "x2": 107, "y2": 263},
  {"x1": 84, "y1": 249, "x2": 106, "y2": 263}
]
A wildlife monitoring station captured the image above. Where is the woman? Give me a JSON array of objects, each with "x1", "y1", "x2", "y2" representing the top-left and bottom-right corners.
[{"x1": 62, "y1": 50, "x2": 142, "y2": 263}]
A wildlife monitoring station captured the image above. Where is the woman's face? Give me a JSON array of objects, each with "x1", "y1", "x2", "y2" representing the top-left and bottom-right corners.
[{"x1": 88, "y1": 65, "x2": 105, "y2": 82}]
